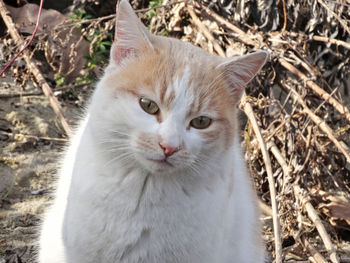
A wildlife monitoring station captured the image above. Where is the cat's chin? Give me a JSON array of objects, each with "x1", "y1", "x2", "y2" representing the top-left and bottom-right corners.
[{"x1": 135, "y1": 155, "x2": 180, "y2": 174}]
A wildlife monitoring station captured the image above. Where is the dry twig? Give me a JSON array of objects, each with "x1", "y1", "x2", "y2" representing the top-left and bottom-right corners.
[
  {"x1": 266, "y1": 140, "x2": 290, "y2": 176},
  {"x1": 294, "y1": 185, "x2": 340, "y2": 263},
  {"x1": 279, "y1": 58, "x2": 350, "y2": 124},
  {"x1": 282, "y1": 82, "x2": 350, "y2": 164},
  {"x1": 0, "y1": 130, "x2": 68, "y2": 142},
  {"x1": 281, "y1": 0, "x2": 287, "y2": 33},
  {"x1": 267, "y1": 138, "x2": 340, "y2": 263},
  {"x1": 0, "y1": 90, "x2": 42, "y2": 98},
  {"x1": 0, "y1": 83, "x2": 91, "y2": 99},
  {"x1": 317, "y1": 0, "x2": 350, "y2": 35},
  {"x1": 241, "y1": 95, "x2": 283, "y2": 263},
  {"x1": 186, "y1": 5, "x2": 226, "y2": 57},
  {"x1": 0, "y1": 0, "x2": 72, "y2": 137},
  {"x1": 302, "y1": 237, "x2": 329, "y2": 263},
  {"x1": 311, "y1": 35, "x2": 350, "y2": 50},
  {"x1": 192, "y1": 2, "x2": 257, "y2": 47}
]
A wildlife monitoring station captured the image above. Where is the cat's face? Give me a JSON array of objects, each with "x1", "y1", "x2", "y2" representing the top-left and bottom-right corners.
[
  {"x1": 88, "y1": 0, "x2": 268, "y2": 175},
  {"x1": 94, "y1": 47, "x2": 237, "y2": 175}
]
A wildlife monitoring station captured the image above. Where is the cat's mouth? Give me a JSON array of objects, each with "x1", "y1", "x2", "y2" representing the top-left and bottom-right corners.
[
  {"x1": 135, "y1": 153, "x2": 178, "y2": 173},
  {"x1": 146, "y1": 158, "x2": 173, "y2": 167}
]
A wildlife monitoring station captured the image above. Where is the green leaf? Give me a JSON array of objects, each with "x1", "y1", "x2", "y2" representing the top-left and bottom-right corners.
[{"x1": 147, "y1": 10, "x2": 156, "y2": 18}]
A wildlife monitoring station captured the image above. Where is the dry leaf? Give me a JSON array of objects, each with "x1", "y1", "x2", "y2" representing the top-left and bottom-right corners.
[{"x1": 313, "y1": 190, "x2": 350, "y2": 227}]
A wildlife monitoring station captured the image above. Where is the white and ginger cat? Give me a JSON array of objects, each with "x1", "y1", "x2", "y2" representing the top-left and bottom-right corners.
[{"x1": 39, "y1": 0, "x2": 268, "y2": 262}]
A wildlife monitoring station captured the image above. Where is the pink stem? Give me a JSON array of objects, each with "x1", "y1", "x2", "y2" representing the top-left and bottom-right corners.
[{"x1": 0, "y1": 0, "x2": 44, "y2": 76}]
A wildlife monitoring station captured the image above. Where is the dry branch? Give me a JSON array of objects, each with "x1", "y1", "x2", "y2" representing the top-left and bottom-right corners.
[
  {"x1": 268, "y1": 138, "x2": 340, "y2": 263},
  {"x1": 294, "y1": 185, "x2": 340, "y2": 263},
  {"x1": 281, "y1": 0, "x2": 287, "y2": 33},
  {"x1": 186, "y1": 5, "x2": 226, "y2": 57},
  {"x1": 311, "y1": 35, "x2": 350, "y2": 50},
  {"x1": 0, "y1": 0, "x2": 72, "y2": 137},
  {"x1": 317, "y1": 0, "x2": 350, "y2": 35},
  {"x1": 192, "y1": 2, "x2": 257, "y2": 47},
  {"x1": 0, "y1": 130, "x2": 68, "y2": 142},
  {"x1": 266, "y1": 140, "x2": 290, "y2": 176},
  {"x1": 286, "y1": 31, "x2": 350, "y2": 50},
  {"x1": 0, "y1": 83, "x2": 90, "y2": 98},
  {"x1": 279, "y1": 58, "x2": 350, "y2": 124},
  {"x1": 0, "y1": 90, "x2": 42, "y2": 98},
  {"x1": 302, "y1": 237, "x2": 329, "y2": 263},
  {"x1": 241, "y1": 95, "x2": 283, "y2": 263},
  {"x1": 282, "y1": 82, "x2": 350, "y2": 164}
]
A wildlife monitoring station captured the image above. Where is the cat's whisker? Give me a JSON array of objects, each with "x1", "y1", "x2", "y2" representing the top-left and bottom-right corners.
[
  {"x1": 97, "y1": 145, "x2": 131, "y2": 152},
  {"x1": 188, "y1": 162, "x2": 202, "y2": 176},
  {"x1": 97, "y1": 138, "x2": 129, "y2": 145},
  {"x1": 98, "y1": 142, "x2": 132, "y2": 150},
  {"x1": 188, "y1": 153, "x2": 220, "y2": 175},
  {"x1": 103, "y1": 152, "x2": 134, "y2": 168},
  {"x1": 97, "y1": 132, "x2": 131, "y2": 145},
  {"x1": 192, "y1": 153, "x2": 210, "y2": 164},
  {"x1": 107, "y1": 129, "x2": 131, "y2": 137},
  {"x1": 98, "y1": 147, "x2": 134, "y2": 157}
]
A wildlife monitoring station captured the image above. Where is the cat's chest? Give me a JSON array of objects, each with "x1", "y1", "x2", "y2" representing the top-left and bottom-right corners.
[{"x1": 64, "y1": 169, "x2": 229, "y2": 263}]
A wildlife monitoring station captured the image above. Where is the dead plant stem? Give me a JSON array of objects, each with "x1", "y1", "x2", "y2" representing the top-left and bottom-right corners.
[
  {"x1": 279, "y1": 58, "x2": 350, "y2": 123},
  {"x1": 193, "y1": 1, "x2": 256, "y2": 47},
  {"x1": 281, "y1": 0, "x2": 287, "y2": 33},
  {"x1": 312, "y1": 35, "x2": 350, "y2": 50},
  {"x1": 317, "y1": 0, "x2": 350, "y2": 35},
  {"x1": 241, "y1": 95, "x2": 283, "y2": 263},
  {"x1": 187, "y1": 5, "x2": 226, "y2": 57},
  {"x1": 294, "y1": 185, "x2": 340, "y2": 263},
  {"x1": 303, "y1": 232, "x2": 329, "y2": 263},
  {"x1": 0, "y1": 130, "x2": 68, "y2": 142},
  {"x1": 267, "y1": 140, "x2": 339, "y2": 263},
  {"x1": 282, "y1": 82, "x2": 350, "y2": 164},
  {"x1": 0, "y1": 83, "x2": 91, "y2": 99}
]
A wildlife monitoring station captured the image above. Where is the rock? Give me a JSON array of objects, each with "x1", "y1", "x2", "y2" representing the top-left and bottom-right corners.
[{"x1": 6, "y1": 3, "x2": 89, "y2": 83}]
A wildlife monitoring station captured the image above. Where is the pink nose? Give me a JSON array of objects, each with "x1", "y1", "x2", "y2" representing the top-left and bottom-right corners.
[{"x1": 159, "y1": 142, "x2": 179, "y2": 157}]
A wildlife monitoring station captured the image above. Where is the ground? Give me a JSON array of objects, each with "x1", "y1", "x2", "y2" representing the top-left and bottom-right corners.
[{"x1": 0, "y1": 76, "x2": 83, "y2": 262}]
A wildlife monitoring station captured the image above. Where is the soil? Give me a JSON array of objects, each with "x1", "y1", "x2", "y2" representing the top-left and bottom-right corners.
[{"x1": 0, "y1": 76, "x2": 83, "y2": 263}]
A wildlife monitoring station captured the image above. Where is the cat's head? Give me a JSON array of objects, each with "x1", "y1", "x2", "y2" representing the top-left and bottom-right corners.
[{"x1": 89, "y1": 0, "x2": 268, "y2": 175}]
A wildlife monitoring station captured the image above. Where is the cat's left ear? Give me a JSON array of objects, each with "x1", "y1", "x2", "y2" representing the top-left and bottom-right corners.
[
  {"x1": 218, "y1": 50, "x2": 269, "y2": 104},
  {"x1": 110, "y1": 0, "x2": 153, "y2": 66}
]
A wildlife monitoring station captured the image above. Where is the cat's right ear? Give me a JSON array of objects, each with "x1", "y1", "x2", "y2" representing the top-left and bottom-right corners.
[
  {"x1": 110, "y1": 0, "x2": 153, "y2": 66},
  {"x1": 217, "y1": 50, "x2": 269, "y2": 104}
]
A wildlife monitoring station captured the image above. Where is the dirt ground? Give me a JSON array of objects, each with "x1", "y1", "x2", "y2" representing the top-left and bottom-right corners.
[{"x1": 0, "y1": 76, "x2": 83, "y2": 262}]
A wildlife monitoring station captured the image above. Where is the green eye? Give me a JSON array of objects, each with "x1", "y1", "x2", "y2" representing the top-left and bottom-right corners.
[
  {"x1": 190, "y1": 116, "x2": 212, "y2": 129},
  {"x1": 139, "y1": 98, "x2": 159, "y2": 115}
]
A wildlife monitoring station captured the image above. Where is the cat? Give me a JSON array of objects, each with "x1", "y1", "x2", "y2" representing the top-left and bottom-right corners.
[{"x1": 38, "y1": 0, "x2": 268, "y2": 262}]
